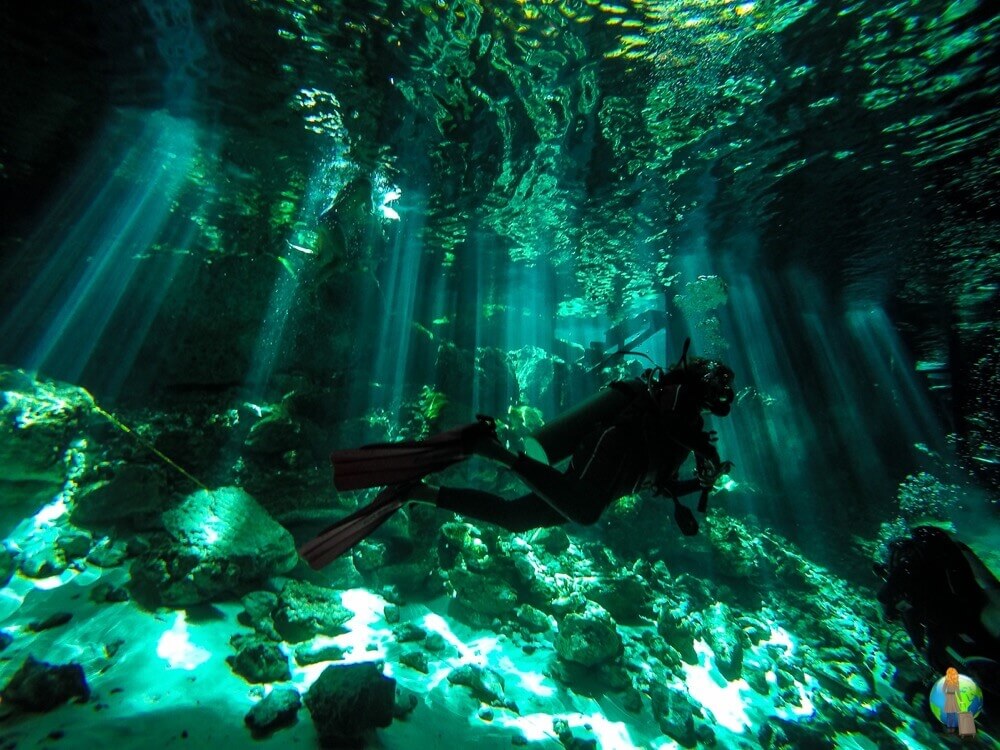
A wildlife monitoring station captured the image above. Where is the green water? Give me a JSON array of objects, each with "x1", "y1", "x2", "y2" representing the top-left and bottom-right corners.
[{"x1": 0, "y1": 0, "x2": 997, "y2": 747}]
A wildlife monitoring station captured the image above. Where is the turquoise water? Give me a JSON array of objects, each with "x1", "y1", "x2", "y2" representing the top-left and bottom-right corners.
[{"x1": 0, "y1": 1, "x2": 997, "y2": 747}]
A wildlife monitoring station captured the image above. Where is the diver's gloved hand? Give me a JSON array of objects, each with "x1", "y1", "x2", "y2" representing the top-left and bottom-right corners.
[{"x1": 697, "y1": 458, "x2": 733, "y2": 488}]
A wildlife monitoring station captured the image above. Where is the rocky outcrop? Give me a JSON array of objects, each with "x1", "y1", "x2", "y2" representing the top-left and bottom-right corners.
[
  {"x1": 555, "y1": 602, "x2": 623, "y2": 667},
  {"x1": 272, "y1": 579, "x2": 353, "y2": 643},
  {"x1": 0, "y1": 656, "x2": 90, "y2": 712},
  {"x1": 0, "y1": 369, "x2": 93, "y2": 533},
  {"x1": 245, "y1": 687, "x2": 301, "y2": 738},
  {"x1": 304, "y1": 663, "x2": 396, "y2": 747},
  {"x1": 129, "y1": 486, "x2": 298, "y2": 606}
]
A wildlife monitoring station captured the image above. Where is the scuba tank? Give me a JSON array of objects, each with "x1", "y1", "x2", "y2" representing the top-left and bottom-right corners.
[
  {"x1": 523, "y1": 339, "x2": 688, "y2": 465},
  {"x1": 522, "y1": 385, "x2": 636, "y2": 465}
]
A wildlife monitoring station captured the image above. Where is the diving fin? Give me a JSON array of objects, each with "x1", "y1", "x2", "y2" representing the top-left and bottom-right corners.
[
  {"x1": 673, "y1": 496, "x2": 699, "y2": 536},
  {"x1": 331, "y1": 416, "x2": 496, "y2": 491},
  {"x1": 299, "y1": 483, "x2": 412, "y2": 569}
]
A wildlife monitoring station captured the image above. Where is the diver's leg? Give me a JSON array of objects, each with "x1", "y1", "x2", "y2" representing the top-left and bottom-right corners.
[{"x1": 431, "y1": 487, "x2": 567, "y2": 532}]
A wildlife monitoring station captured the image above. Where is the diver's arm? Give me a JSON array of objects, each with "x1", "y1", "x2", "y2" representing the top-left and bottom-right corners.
[{"x1": 657, "y1": 476, "x2": 703, "y2": 498}]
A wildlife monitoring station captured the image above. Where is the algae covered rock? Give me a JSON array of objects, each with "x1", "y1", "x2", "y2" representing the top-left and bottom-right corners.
[
  {"x1": 130, "y1": 486, "x2": 298, "y2": 606},
  {"x1": 0, "y1": 369, "x2": 92, "y2": 532},
  {"x1": 0, "y1": 545, "x2": 14, "y2": 587},
  {"x1": 228, "y1": 637, "x2": 291, "y2": 684},
  {"x1": 244, "y1": 411, "x2": 303, "y2": 455},
  {"x1": 555, "y1": 602, "x2": 623, "y2": 666},
  {"x1": 649, "y1": 684, "x2": 699, "y2": 747},
  {"x1": 702, "y1": 602, "x2": 745, "y2": 681},
  {"x1": 304, "y1": 662, "x2": 396, "y2": 747},
  {"x1": 70, "y1": 465, "x2": 163, "y2": 528},
  {"x1": 245, "y1": 686, "x2": 301, "y2": 738},
  {"x1": 447, "y1": 567, "x2": 518, "y2": 616},
  {"x1": 446, "y1": 663, "x2": 506, "y2": 704},
  {"x1": 273, "y1": 579, "x2": 353, "y2": 642},
  {"x1": 582, "y1": 573, "x2": 653, "y2": 623},
  {"x1": 0, "y1": 655, "x2": 90, "y2": 711}
]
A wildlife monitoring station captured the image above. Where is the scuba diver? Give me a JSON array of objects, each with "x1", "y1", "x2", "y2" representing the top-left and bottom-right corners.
[
  {"x1": 300, "y1": 341, "x2": 735, "y2": 569},
  {"x1": 875, "y1": 525, "x2": 1000, "y2": 711}
]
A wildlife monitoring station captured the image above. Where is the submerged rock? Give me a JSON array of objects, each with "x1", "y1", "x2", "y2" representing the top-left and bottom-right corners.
[
  {"x1": 304, "y1": 662, "x2": 396, "y2": 747},
  {"x1": 649, "y1": 684, "x2": 699, "y2": 747},
  {"x1": 446, "y1": 664, "x2": 506, "y2": 705},
  {"x1": 70, "y1": 465, "x2": 163, "y2": 529},
  {"x1": 130, "y1": 486, "x2": 298, "y2": 607},
  {"x1": 244, "y1": 411, "x2": 303, "y2": 456},
  {"x1": 18, "y1": 546, "x2": 67, "y2": 579},
  {"x1": 0, "y1": 656, "x2": 90, "y2": 711},
  {"x1": 0, "y1": 545, "x2": 13, "y2": 586},
  {"x1": 555, "y1": 603, "x2": 623, "y2": 667},
  {"x1": 238, "y1": 590, "x2": 281, "y2": 640},
  {"x1": 0, "y1": 369, "x2": 92, "y2": 533},
  {"x1": 228, "y1": 637, "x2": 291, "y2": 684},
  {"x1": 245, "y1": 687, "x2": 301, "y2": 738},
  {"x1": 86, "y1": 537, "x2": 129, "y2": 567},
  {"x1": 294, "y1": 643, "x2": 348, "y2": 667},
  {"x1": 582, "y1": 573, "x2": 653, "y2": 623},
  {"x1": 702, "y1": 603, "x2": 745, "y2": 681},
  {"x1": 447, "y1": 568, "x2": 518, "y2": 617},
  {"x1": 272, "y1": 579, "x2": 353, "y2": 643}
]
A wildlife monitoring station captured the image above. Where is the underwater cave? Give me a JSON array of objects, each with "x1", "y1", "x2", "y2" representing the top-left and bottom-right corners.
[{"x1": 0, "y1": 0, "x2": 998, "y2": 748}]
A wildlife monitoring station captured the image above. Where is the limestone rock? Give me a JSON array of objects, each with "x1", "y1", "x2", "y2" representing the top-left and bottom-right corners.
[
  {"x1": 0, "y1": 656, "x2": 90, "y2": 711},
  {"x1": 582, "y1": 573, "x2": 653, "y2": 623},
  {"x1": 238, "y1": 590, "x2": 281, "y2": 640},
  {"x1": 273, "y1": 579, "x2": 353, "y2": 643},
  {"x1": 294, "y1": 643, "x2": 348, "y2": 667},
  {"x1": 0, "y1": 545, "x2": 15, "y2": 586},
  {"x1": 228, "y1": 637, "x2": 291, "y2": 684},
  {"x1": 244, "y1": 412, "x2": 303, "y2": 455},
  {"x1": 447, "y1": 568, "x2": 517, "y2": 616},
  {"x1": 304, "y1": 663, "x2": 396, "y2": 746},
  {"x1": 0, "y1": 369, "x2": 91, "y2": 532},
  {"x1": 245, "y1": 687, "x2": 301, "y2": 737},
  {"x1": 130, "y1": 486, "x2": 298, "y2": 607},
  {"x1": 649, "y1": 684, "x2": 699, "y2": 747},
  {"x1": 86, "y1": 537, "x2": 128, "y2": 567},
  {"x1": 555, "y1": 603, "x2": 623, "y2": 667},
  {"x1": 446, "y1": 664, "x2": 506, "y2": 705},
  {"x1": 70, "y1": 465, "x2": 163, "y2": 528},
  {"x1": 702, "y1": 603, "x2": 745, "y2": 681}
]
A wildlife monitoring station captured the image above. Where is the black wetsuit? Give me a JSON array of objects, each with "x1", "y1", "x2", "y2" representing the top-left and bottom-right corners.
[{"x1": 437, "y1": 378, "x2": 718, "y2": 532}]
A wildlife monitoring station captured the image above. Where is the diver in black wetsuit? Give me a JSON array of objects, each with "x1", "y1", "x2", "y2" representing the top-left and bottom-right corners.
[
  {"x1": 406, "y1": 356, "x2": 736, "y2": 534},
  {"x1": 301, "y1": 349, "x2": 735, "y2": 569},
  {"x1": 875, "y1": 526, "x2": 1000, "y2": 708}
]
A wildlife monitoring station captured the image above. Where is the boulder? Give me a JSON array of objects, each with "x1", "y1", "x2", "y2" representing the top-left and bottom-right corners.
[
  {"x1": 1, "y1": 545, "x2": 16, "y2": 586},
  {"x1": 447, "y1": 568, "x2": 517, "y2": 617},
  {"x1": 304, "y1": 663, "x2": 396, "y2": 747},
  {"x1": 555, "y1": 603, "x2": 622, "y2": 667},
  {"x1": 0, "y1": 656, "x2": 89, "y2": 711},
  {"x1": 129, "y1": 486, "x2": 298, "y2": 607},
  {"x1": 582, "y1": 573, "x2": 653, "y2": 623},
  {"x1": 294, "y1": 643, "x2": 348, "y2": 667},
  {"x1": 446, "y1": 664, "x2": 506, "y2": 705},
  {"x1": 245, "y1": 687, "x2": 301, "y2": 738},
  {"x1": 649, "y1": 684, "x2": 699, "y2": 747},
  {"x1": 228, "y1": 637, "x2": 291, "y2": 684},
  {"x1": 244, "y1": 411, "x2": 304, "y2": 455},
  {"x1": 238, "y1": 590, "x2": 281, "y2": 641},
  {"x1": 702, "y1": 603, "x2": 745, "y2": 681},
  {"x1": 273, "y1": 579, "x2": 353, "y2": 643},
  {"x1": 70, "y1": 465, "x2": 163, "y2": 528},
  {"x1": 0, "y1": 369, "x2": 91, "y2": 532}
]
